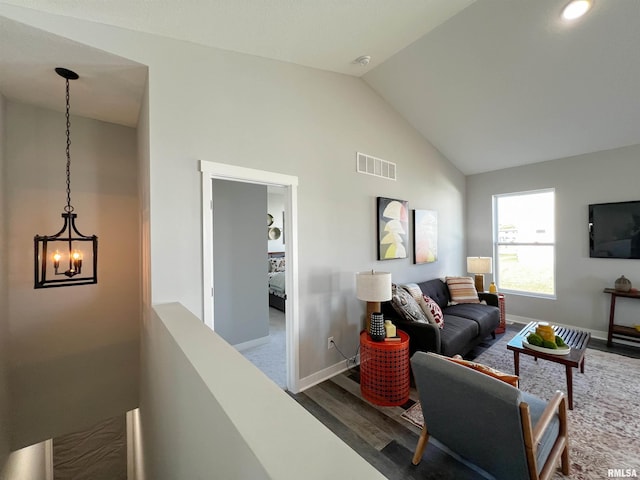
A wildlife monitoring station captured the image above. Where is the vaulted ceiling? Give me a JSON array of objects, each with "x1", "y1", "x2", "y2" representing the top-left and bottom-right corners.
[{"x1": 1, "y1": 0, "x2": 639, "y2": 174}]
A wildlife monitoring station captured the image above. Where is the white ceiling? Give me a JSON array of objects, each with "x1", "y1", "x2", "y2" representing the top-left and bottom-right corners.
[
  {"x1": 0, "y1": 14, "x2": 147, "y2": 127},
  {"x1": 364, "y1": 0, "x2": 640, "y2": 174},
  {"x1": 1, "y1": 0, "x2": 639, "y2": 174}
]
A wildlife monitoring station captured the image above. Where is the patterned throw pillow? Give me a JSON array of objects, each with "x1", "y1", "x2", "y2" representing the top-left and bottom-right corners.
[
  {"x1": 418, "y1": 295, "x2": 444, "y2": 329},
  {"x1": 446, "y1": 276, "x2": 480, "y2": 304},
  {"x1": 390, "y1": 284, "x2": 429, "y2": 323},
  {"x1": 446, "y1": 355, "x2": 519, "y2": 388},
  {"x1": 402, "y1": 283, "x2": 423, "y2": 301}
]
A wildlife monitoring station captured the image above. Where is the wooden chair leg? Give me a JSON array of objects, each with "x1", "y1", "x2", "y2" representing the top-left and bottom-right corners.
[
  {"x1": 412, "y1": 425, "x2": 429, "y2": 465},
  {"x1": 561, "y1": 444, "x2": 570, "y2": 475}
]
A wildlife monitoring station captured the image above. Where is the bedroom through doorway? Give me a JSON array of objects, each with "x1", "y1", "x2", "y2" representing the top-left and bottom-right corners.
[
  {"x1": 242, "y1": 186, "x2": 287, "y2": 388},
  {"x1": 200, "y1": 160, "x2": 299, "y2": 392}
]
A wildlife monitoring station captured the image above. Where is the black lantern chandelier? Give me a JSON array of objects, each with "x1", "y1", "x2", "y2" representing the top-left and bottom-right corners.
[{"x1": 34, "y1": 67, "x2": 98, "y2": 288}]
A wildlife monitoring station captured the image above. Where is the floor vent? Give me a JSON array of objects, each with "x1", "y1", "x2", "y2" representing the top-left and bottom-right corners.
[{"x1": 356, "y1": 152, "x2": 396, "y2": 180}]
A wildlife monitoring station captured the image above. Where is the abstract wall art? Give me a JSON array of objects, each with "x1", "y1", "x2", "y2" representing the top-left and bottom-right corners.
[
  {"x1": 377, "y1": 197, "x2": 409, "y2": 260},
  {"x1": 413, "y1": 209, "x2": 438, "y2": 264}
]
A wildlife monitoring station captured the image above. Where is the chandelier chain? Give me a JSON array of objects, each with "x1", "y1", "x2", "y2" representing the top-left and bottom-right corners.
[{"x1": 64, "y1": 77, "x2": 74, "y2": 213}]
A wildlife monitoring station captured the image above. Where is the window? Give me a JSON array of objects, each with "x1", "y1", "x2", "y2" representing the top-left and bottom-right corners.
[{"x1": 493, "y1": 189, "x2": 555, "y2": 297}]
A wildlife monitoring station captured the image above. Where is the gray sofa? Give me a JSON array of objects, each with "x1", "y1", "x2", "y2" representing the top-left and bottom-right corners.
[{"x1": 382, "y1": 278, "x2": 500, "y2": 357}]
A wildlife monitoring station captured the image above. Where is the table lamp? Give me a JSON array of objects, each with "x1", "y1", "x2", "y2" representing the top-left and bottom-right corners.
[
  {"x1": 356, "y1": 270, "x2": 392, "y2": 332},
  {"x1": 467, "y1": 256, "x2": 492, "y2": 292}
]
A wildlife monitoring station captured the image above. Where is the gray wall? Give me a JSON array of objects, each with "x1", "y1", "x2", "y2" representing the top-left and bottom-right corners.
[
  {"x1": 0, "y1": 7, "x2": 467, "y2": 383},
  {"x1": 212, "y1": 179, "x2": 268, "y2": 345},
  {"x1": 467, "y1": 144, "x2": 640, "y2": 334},
  {"x1": 0, "y1": 93, "x2": 10, "y2": 468},
  {"x1": 5, "y1": 101, "x2": 141, "y2": 449}
]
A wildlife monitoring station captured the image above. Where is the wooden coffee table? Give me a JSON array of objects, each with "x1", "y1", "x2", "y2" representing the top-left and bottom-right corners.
[{"x1": 507, "y1": 322, "x2": 590, "y2": 409}]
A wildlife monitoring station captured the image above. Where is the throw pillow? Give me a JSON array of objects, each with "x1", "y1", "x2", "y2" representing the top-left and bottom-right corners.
[
  {"x1": 402, "y1": 283, "x2": 423, "y2": 301},
  {"x1": 446, "y1": 276, "x2": 480, "y2": 304},
  {"x1": 418, "y1": 295, "x2": 444, "y2": 329},
  {"x1": 390, "y1": 284, "x2": 429, "y2": 323},
  {"x1": 445, "y1": 355, "x2": 519, "y2": 387}
]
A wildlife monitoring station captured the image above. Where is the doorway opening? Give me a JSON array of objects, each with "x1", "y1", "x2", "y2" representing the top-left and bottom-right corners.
[{"x1": 200, "y1": 161, "x2": 300, "y2": 393}]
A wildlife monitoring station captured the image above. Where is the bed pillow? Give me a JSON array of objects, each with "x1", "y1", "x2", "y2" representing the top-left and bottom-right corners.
[
  {"x1": 418, "y1": 295, "x2": 444, "y2": 329},
  {"x1": 446, "y1": 276, "x2": 480, "y2": 304},
  {"x1": 390, "y1": 284, "x2": 429, "y2": 323},
  {"x1": 269, "y1": 257, "x2": 285, "y2": 272}
]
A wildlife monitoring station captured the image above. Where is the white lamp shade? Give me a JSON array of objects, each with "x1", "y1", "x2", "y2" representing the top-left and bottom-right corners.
[
  {"x1": 466, "y1": 257, "x2": 492, "y2": 274},
  {"x1": 356, "y1": 271, "x2": 392, "y2": 302}
]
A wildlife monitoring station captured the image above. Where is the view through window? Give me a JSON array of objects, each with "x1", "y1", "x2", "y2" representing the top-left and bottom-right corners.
[{"x1": 494, "y1": 189, "x2": 555, "y2": 297}]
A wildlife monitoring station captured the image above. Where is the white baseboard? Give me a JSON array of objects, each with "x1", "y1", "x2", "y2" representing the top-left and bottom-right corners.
[
  {"x1": 297, "y1": 355, "x2": 360, "y2": 393},
  {"x1": 233, "y1": 335, "x2": 269, "y2": 352}
]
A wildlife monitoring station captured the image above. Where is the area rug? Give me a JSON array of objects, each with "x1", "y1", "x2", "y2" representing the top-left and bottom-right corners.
[{"x1": 402, "y1": 333, "x2": 640, "y2": 480}]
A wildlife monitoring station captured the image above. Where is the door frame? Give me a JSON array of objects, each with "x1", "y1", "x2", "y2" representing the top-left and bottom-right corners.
[{"x1": 200, "y1": 160, "x2": 300, "y2": 392}]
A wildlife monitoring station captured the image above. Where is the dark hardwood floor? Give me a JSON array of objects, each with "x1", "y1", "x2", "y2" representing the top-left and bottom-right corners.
[{"x1": 290, "y1": 323, "x2": 640, "y2": 480}]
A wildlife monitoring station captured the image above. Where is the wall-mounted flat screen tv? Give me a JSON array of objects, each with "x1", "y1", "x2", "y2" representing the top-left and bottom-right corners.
[{"x1": 589, "y1": 200, "x2": 640, "y2": 259}]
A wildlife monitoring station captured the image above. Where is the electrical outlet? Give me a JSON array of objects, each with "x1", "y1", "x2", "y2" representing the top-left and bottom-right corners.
[{"x1": 327, "y1": 336, "x2": 334, "y2": 350}]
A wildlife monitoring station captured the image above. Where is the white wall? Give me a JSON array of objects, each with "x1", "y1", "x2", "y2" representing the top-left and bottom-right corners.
[
  {"x1": 0, "y1": 6, "x2": 467, "y2": 381},
  {"x1": 0, "y1": 94, "x2": 11, "y2": 469},
  {"x1": 0, "y1": 441, "x2": 49, "y2": 480},
  {"x1": 5, "y1": 101, "x2": 141, "y2": 448},
  {"x1": 144, "y1": 303, "x2": 386, "y2": 480},
  {"x1": 467, "y1": 144, "x2": 640, "y2": 335}
]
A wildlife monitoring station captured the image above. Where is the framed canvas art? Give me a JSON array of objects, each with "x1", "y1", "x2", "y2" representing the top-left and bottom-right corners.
[
  {"x1": 377, "y1": 197, "x2": 409, "y2": 260},
  {"x1": 413, "y1": 209, "x2": 437, "y2": 264}
]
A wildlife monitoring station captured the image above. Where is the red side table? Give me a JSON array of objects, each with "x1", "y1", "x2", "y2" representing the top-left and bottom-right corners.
[
  {"x1": 496, "y1": 293, "x2": 506, "y2": 334},
  {"x1": 359, "y1": 330, "x2": 410, "y2": 406}
]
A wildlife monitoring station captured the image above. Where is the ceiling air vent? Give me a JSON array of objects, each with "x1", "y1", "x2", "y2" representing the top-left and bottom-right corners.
[{"x1": 356, "y1": 152, "x2": 396, "y2": 181}]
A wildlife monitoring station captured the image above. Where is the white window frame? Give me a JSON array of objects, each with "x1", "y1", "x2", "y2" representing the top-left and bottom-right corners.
[{"x1": 493, "y1": 188, "x2": 556, "y2": 299}]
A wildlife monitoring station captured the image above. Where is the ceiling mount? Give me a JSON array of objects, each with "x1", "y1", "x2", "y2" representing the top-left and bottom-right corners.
[
  {"x1": 55, "y1": 67, "x2": 79, "y2": 81},
  {"x1": 353, "y1": 55, "x2": 371, "y2": 66}
]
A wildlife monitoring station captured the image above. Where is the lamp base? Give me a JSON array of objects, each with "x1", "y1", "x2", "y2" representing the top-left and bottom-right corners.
[
  {"x1": 365, "y1": 301, "x2": 381, "y2": 333},
  {"x1": 474, "y1": 274, "x2": 485, "y2": 293}
]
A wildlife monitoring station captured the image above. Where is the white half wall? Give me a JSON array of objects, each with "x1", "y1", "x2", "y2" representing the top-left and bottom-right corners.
[
  {"x1": 467, "y1": 144, "x2": 640, "y2": 333},
  {"x1": 142, "y1": 303, "x2": 386, "y2": 480},
  {"x1": 5, "y1": 101, "x2": 141, "y2": 449}
]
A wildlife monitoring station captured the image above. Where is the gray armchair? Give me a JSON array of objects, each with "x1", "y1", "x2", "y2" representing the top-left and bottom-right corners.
[{"x1": 410, "y1": 352, "x2": 569, "y2": 480}]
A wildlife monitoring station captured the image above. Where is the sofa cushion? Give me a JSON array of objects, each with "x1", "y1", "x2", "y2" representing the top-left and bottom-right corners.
[
  {"x1": 438, "y1": 316, "x2": 479, "y2": 356},
  {"x1": 446, "y1": 276, "x2": 480, "y2": 304},
  {"x1": 390, "y1": 284, "x2": 429, "y2": 323},
  {"x1": 417, "y1": 279, "x2": 451, "y2": 310},
  {"x1": 445, "y1": 303, "x2": 500, "y2": 337},
  {"x1": 418, "y1": 295, "x2": 444, "y2": 329}
]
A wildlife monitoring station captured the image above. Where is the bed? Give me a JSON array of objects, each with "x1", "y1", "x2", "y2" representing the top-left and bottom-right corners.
[{"x1": 268, "y1": 252, "x2": 286, "y2": 312}]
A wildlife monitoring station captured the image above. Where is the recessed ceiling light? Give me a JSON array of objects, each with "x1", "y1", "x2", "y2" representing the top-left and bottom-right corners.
[
  {"x1": 353, "y1": 55, "x2": 371, "y2": 66},
  {"x1": 561, "y1": 0, "x2": 593, "y2": 21}
]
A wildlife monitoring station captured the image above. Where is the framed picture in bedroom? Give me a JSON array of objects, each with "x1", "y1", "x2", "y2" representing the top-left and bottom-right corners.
[
  {"x1": 377, "y1": 197, "x2": 409, "y2": 260},
  {"x1": 413, "y1": 209, "x2": 437, "y2": 264}
]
